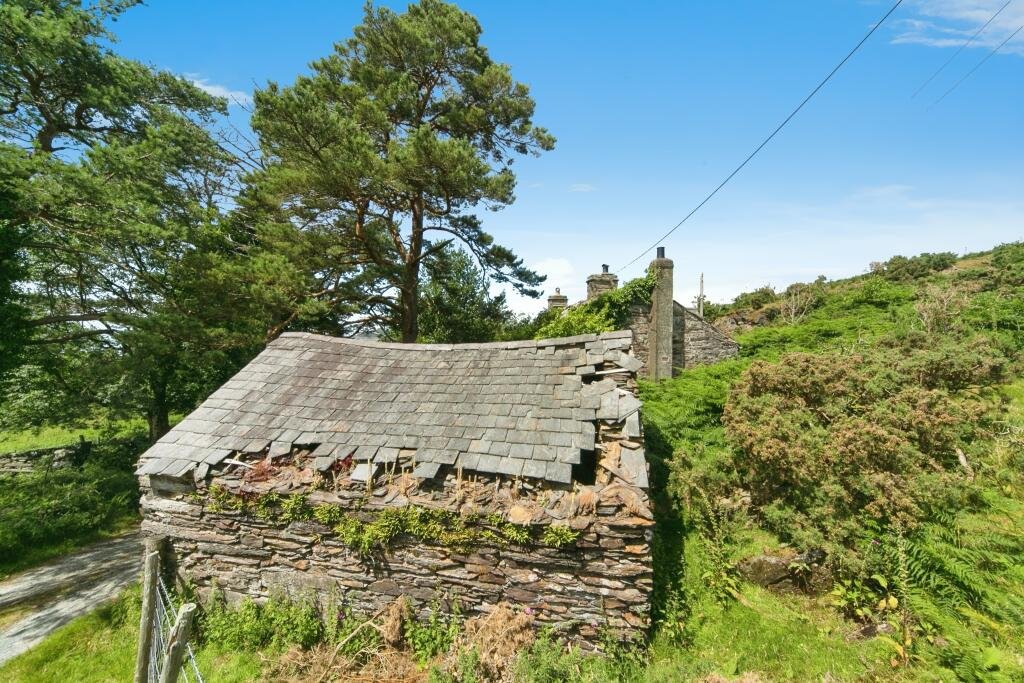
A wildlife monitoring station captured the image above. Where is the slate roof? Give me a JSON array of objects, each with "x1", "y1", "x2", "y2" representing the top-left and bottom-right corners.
[{"x1": 136, "y1": 330, "x2": 643, "y2": 487}]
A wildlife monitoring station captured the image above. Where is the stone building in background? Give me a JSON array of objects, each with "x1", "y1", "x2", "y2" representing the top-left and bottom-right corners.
[{"x1": 549, "y1": 249, "x2": 739, "y2": 379}]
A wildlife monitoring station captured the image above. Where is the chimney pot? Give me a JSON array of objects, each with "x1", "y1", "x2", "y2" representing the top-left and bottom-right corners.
[
  {"x1": 546, "y1": 287, "x2": 568, "y2": 311},
  {"x1": 656, "y1": 246, "x2": 665, "y2": 259},
  {"x1": 601, "y1": 264, "x2": 609, "y2": 274}
]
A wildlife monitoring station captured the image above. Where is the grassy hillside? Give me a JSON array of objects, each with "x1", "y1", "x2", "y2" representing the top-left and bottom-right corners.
[{"x1": 637, "y1": 243, "x2": 1024, "y2": 681}]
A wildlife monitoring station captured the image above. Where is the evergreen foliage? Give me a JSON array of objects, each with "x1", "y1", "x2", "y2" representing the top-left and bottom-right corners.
[
  {"x1": 533, "y1": 271, "x2": 655, "y2": 339},
  {"x1": 249, "y1": 0, "x2": 553, "y2": 342}
]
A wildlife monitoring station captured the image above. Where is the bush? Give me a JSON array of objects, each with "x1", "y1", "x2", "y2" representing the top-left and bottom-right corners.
[
  {"x1": 872, "y1": 252, "x2": 957, "y2": 282},
  {"x1": 0, "y1": 437, "x2": 141, "y2": 575},
  {"x1": 722, "y1": 338, "x2": 1006, "y2": 569}
]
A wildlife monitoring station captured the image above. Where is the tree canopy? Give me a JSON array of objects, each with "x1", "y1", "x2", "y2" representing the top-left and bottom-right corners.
[
  {"x1": 0, "y1": 0, "x2": 262, "y2": 438},
  {"x1": 249, "y1": 0, "x2": 554, "y2": 341},
  {"x1": 0, "y1": 0, "x2": 554, "y2": 438}
]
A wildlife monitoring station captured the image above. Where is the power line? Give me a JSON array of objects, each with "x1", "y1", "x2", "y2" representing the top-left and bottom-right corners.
[
  {"x1": 613, "y1": 0, "x2": 904, "y2": 275},
  {"x1": 930, "y1": 24, "x2": 1023, "y2": 108},
  {"x1": 911, "y1": 0, "x2": 1014, "y2": 99}
]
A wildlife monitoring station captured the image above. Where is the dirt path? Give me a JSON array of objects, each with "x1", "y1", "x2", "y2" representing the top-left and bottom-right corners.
[{"x1": 0, "y1": 533, "x2": 141, "y2": 666}]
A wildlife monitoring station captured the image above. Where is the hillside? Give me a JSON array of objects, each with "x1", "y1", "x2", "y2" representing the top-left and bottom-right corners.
[{"x1": 637, "y1": 243, "x2": 1024, "y2": 681}]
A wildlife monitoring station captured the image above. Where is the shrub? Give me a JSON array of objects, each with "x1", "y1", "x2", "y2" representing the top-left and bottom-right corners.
[
  {"x1": 722, "y1": 339, "x2": 1005, "y2": 569},
  {"x1": 534, "y1": 272, "x2": 654, "y2": 339},
  {"x1": 872, "y1": 252, "x2": 957, "y2": 282}
]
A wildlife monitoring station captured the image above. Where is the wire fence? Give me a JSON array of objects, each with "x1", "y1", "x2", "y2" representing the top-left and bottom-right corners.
[{"x1": 147, "y1": 576, "x2": 204, "y2": 683}]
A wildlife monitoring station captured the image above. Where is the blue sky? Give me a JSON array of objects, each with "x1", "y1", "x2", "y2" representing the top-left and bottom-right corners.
[{"x1": 112, "y1": 1, "x2": 1023, "y2": 312}]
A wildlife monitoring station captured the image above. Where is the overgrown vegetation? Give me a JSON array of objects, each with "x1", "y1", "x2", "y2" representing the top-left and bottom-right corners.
[
  {"x1": 533, "y1": 271, "x2": 655, "y2": 339},
  {"x1": 0, "y1": 435, "x2": 143, "y2": 578},
  {"x1": 204, "y1": 487, "x2": 580, "y2": 555},
  {"x1": 637, "y1": 242, "x2": 1024, "y2": 680}
]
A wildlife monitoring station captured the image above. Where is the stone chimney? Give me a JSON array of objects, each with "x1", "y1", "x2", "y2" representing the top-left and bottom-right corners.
[
  {"x1": 547, "y1": 287, "x2": 568, "y2": 311},
  {"x1": 586, "y1": 265, "x2": 619, "y2": 300},
  {"x1": 648, "y1": 247, "x2": 674, "y2": 381}
]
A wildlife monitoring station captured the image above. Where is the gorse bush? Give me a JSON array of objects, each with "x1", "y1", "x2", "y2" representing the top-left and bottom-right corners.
[
  {"x1": 871, "y1": 252, "x2": 957, "y2": 282},
  {"x1": 722, "y1": 338, "x2": 1005, "y2": 569}
]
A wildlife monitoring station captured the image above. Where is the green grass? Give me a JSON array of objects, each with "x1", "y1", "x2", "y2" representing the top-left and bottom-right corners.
[
  {"x1": 0, "y1": 437, "x2": 145, "y2": 579},
  {"x1": 0, "y1": 423, "x2": 116, "y2": 454},
  {"x1": 0, "y1": 588, "x2": 261, "y2": 683},
  {"x1": 0, "y1": 414, "x2": 182, "y2": 453}
]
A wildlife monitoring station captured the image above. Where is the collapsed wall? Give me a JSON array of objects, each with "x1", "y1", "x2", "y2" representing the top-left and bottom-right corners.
[{"x1": 0, "y1": 442, "x2": 87, "y2": 474}]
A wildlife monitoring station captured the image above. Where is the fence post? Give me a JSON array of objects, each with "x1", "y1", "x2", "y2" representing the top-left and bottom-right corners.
[
  {"x1": 159, "y1": 602, "x2": 197, "y2": 683},
  {"x1": 134, "y1": 547, "x2": 160, "y2": 683}
]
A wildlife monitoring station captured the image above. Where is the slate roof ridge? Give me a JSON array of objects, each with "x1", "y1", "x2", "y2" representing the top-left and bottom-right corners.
[{"x1": 276, "y1": 329, "x2": 632, "y2": 351}]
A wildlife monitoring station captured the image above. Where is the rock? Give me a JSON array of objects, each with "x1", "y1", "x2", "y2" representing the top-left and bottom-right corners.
[
  {"x1": 507, "y1": 504, "x2": 533, "y2": 525},
  {"x1": 737, "y1": 548, "x2": 830, "y2": 593}
]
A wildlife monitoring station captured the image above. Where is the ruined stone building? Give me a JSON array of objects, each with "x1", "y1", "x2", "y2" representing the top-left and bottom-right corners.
[
  {"x1": 136, "y1": 331, "x2": 653, "y2": 642},
  {"x1": 548, "y1": 249, "x2": 739, "y2": 379}
]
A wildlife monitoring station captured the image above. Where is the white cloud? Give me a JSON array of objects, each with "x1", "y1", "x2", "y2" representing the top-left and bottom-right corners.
[
  {"x1": 894, "y1": 1, "x2": 1024, "y2": 55},
  {"x1": 187, "y1": 75, "x2": 253, "y2": 106},
  {"x1": 569, "y1": 183, "x2": 595, "y2": 193}
]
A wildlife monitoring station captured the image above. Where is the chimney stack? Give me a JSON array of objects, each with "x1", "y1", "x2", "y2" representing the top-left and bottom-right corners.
[
  {"x1": 648, "y1": 248, "x2": 674, "y2": 381},
  {"x1": 547, "y1": 287, "x2": 568, "y2": 311},
  {"x1": 586, "y1": 264, "x2": 619, "y2": 300}
]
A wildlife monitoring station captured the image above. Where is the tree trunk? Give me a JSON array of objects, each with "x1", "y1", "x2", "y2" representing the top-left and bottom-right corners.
[
  {"x1": 400, "y1": 197, "x2": 425, "y2": 343},
  {"x1": 399, "y1": 281, "x2": 419, "y2": 342},
  {"x1": 147, "y1": 374, "x2": 171, "y2": 441}
]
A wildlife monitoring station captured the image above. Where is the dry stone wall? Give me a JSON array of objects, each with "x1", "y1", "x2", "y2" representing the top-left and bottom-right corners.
[
  {"x1": 141, "y1": 479, "x2": 653, "y2": 642},
  {"x1": 0, "y1": 443, "x2": 84, "y2": 473}
]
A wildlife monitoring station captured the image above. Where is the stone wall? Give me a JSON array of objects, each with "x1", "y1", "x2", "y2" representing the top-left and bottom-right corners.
[
  {"x1": 141, "y1": 479, "x2": 653, "y2": 642},
  {"x1": 674, "y1": 302, "x2": 740, "y2": 368},
  {"x1": 0, "y1": 443, "x2": 84, "y2": 474},
  {"x1": 629, "y1": 302, "x2": 738, "y2": 375}
]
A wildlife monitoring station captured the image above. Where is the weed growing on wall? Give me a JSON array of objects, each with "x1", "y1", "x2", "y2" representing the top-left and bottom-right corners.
[{"x1": 202, "y1": 488, "x2": 580, "y2": 555}]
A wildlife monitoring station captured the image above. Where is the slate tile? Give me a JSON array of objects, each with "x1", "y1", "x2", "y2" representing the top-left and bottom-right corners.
[
  {"x1": 508, "y1": 443, "x2": 533, "y2": 459},
  {"x1": 457, "y1": 452, "x2": 480, "y2": 470},
  {"x1": 545, "y1": 462, "x2": 572, "y2": 484},
  {"x1": 496, "y1": 458, "x2": 523, "y2": 476},
  {"x1": 620, "y1": 446, "x2": 649, "y2": 488},
  {"x1": 476, "y1": 454, "x2": 500, "y2": 473}
]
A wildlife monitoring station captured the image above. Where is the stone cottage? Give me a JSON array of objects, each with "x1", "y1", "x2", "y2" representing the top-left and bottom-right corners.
[
  {"x1": 549, "y1": 249, "x2": 739, "y2": 379},
  {"x1": 136, "y1": 330, "x2": 653, "y2": 642}
]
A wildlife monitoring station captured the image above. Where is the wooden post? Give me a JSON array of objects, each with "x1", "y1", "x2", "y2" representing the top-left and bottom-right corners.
[
  {"x1": 134, "y1": 548, "x2": 160, "y2": 683},
  {"x1": 158, "y1": 603, "x2": 197, "y2": 683}
]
